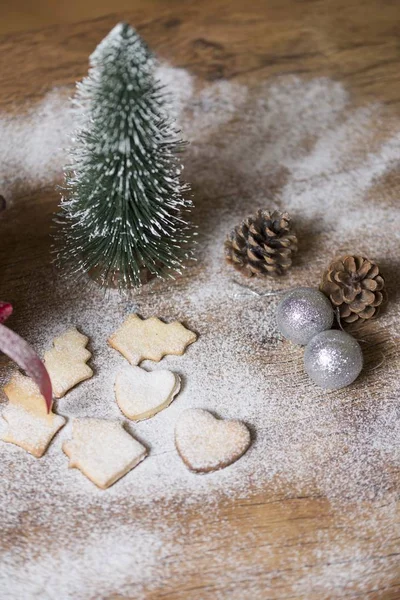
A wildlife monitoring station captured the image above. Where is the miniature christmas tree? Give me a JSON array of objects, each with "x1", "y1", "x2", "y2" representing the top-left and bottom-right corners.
[{"x1": 55, "y1": 23, "x2": 193, "y2": 289}]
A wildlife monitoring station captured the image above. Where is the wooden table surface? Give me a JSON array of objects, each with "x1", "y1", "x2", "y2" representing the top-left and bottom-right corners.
[{"x1": 1, "y1": 1, "x2": 400, "y2": 598}]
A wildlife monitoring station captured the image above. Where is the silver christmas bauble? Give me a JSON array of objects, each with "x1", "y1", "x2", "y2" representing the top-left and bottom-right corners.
[
  {"x1": 304, "y1": 330, "x2": 363, "y2": 390},
  {"x1": 276, "y1": 287, "x2": 334, "y2": 346}
]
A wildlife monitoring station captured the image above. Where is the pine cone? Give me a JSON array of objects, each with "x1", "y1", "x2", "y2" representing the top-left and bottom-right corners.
[
  {"x1": 320, "y1": 255, "x2": 385, "y2": 324},
  {"x1": 225, "y1": 209, "x2": 298, "y2": 277}
]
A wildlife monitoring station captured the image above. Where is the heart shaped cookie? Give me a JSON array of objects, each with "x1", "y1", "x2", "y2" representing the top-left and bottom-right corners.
[
  {"x1": 115, "y1": 366, "x2": 181, "y2": 421},
  {"x1": 175, "y1": 409, "x2": 251, "y2": 473}
]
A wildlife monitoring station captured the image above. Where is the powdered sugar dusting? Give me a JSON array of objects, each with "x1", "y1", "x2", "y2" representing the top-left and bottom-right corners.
[
  {"x1": 0, "y1": 525, "x2": 167, "y2": 599},
  {"x1": 0, "y1": 89, "x2": 73, "y2": 199},
  {"x1": 1, "y1": 66, "x2": 400, "y2": 598}
]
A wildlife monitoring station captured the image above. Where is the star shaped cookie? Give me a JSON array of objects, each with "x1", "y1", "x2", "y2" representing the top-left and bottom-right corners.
[
  {"x1": 108, "y1": 314, "x2": 197, "y2": 365},
  {"x1": 1, "y1": 372, "x2": 66, "y2": 458}
]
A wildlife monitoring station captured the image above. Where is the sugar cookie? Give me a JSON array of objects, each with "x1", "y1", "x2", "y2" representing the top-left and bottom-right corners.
[
  {"x1": 44, "y1": 328, "x2": 93, "y2": 398},
  {"x1": 115, "y1": 366, "x2": 180, "y2": 421},
  {"x1": 63, "y1": 418, "x2": 147, "y2": 489},
  {"x1": 175, "y1": 409, "x2": 251, "y2": 473},
  {"x1": 108, "y1": 314, "x2": 197, "y2": 365},
  {"x1": 1, "y1": 372, "x2": 66, "y2": 458}
]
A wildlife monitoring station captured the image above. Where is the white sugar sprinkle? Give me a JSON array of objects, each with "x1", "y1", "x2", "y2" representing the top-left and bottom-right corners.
[
  {"x1": 0, "y1": 89, "x2": 73, "y2": 199},
  {"x1": 0, "y1": 64, "x2": 399, "y2": 598}
]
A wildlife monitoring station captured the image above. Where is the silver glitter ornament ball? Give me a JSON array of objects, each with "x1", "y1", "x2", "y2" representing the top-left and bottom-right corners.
[
  {"x1": 304, "y1": 330, "x2": 363, "y2": 390},
  {"x1": 276, "y1": 287, "x2": 334, "y2": 346}
]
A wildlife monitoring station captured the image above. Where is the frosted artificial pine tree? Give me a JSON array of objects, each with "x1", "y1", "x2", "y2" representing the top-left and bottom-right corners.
[{"x1": 56, "y1": 23, "x2": 193, "y2": 289}]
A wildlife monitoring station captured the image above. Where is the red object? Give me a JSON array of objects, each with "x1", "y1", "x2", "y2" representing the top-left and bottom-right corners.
[
  {"x1": 0, "y1": 302, "x2": 13, "y2": 324},
  {"x1": 0, "y1": 306, "x2": 53, "y2": 412}
]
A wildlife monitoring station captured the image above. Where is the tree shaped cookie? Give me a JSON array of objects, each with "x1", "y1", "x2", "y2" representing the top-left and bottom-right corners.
[
  {"x1": 1, "y1": 372, "x2": 66, "y2": 458},
  {"x1": 108, "y1": 315, "x2": 197, "y2": 365},
  {"x1": 63, "y1": 419, "x2": 147, "y2": 489},
  {"x1": 175, "y1": 409, "x2": 251, "y2": 473},
  {"x1": 115, "y1": 366, "x2": 181, "y2": 421},
  {"x1": 44, "y1": 328, "x2": 93, "y2": 398}
]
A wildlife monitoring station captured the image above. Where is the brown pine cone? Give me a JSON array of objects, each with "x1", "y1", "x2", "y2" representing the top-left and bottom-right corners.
[
  {"x1": 320, "y1": 255, "x2": 385, "y2": 324},
  {"x1": 225, "y1": 209, "x2": 298, "y2": 277}
]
